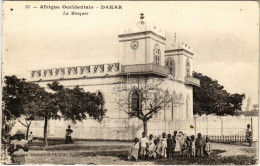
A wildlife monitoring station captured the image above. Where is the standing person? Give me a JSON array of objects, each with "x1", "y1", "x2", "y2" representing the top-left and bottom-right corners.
[
  {"x1": 146, "y1": 134, "x2": 156, "y2": 160},
  {"x1": 174, "y1": 132, "x2": 181, "y2": 158},
  {"x1": 246, "y1": 124, "x2": 252, "y2": 146},
  {"x1": 195, "y1": 133, "x2": 204, "y2": 158},
  {"x1": 190, "y1": 135, "x2": 196, "y2": 158},
  {"x1": 160, "y1": 132, "x2": 167, "y2": 159},
  {"x1": 179, "y1": 131, "x2": 185, "y2": 147},
  {"x1": 172, "y1": 131, "x2": 177, "y2": 158},
  {"x1": 28, "y1": 132, "x2": 34, "y2": 143},
  {"x1": 185, "y1": 136, "x2": 192, "y2": 158},
  {"x1": 154, "y1": 139, "x2": 160, "y2": 159},
  {"x1": 167, "y1": 134, "x2": 172, "y2": 158},
  {"x1": 8, "y1": 130, "x2": 29, "y2": 164},
  {"x1": 203, "y1": 137, "x2": 212, "y2": 158},
  {"x1": 139, "y1": 132, "x2": 148, "y2": 160},
  {"x1": 128, "y1": 138, "x2": 140, "y2": 161},
  {"x1": 65, "y1": 125, "x2": 73, "y2": 144}
]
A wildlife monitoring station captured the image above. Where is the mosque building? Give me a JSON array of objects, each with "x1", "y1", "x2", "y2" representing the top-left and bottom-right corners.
[{"x1": 29, "y1": 15, "x2": 200, "y2": 140}]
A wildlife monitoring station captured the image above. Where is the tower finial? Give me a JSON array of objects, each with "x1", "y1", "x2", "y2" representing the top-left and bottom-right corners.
[
  {"x1": 136, "y1": 13, "x2": 146, "y2": 31},
  {"x1": 140, "y1": 13, "x2": 145, "y2": 25},
  {"x1": 140, "y1": 13, "x2": 145, "y2": 20}
]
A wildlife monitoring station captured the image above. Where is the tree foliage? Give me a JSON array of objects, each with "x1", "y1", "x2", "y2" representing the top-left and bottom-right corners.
[
  {"x1": 193, "y1": 72, "x2": 245, "y2": 116},
  {"x1": 2, "y1": 76, "x2": 107, "y2": 145},
  {"x1": 2, "y1": 75, "x2": 47, "y2": 120},
  {"x1": 47, "y1": 81, "x2": 106, "y2": 123}
]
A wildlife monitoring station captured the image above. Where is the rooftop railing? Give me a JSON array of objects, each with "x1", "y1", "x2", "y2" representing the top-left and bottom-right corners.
[
  {"x1": 185, "y1": 76, "x2": 200, "y2": 87},
  {"x1": 121, "y1": 63, "x2": 169, "y2": 77}
]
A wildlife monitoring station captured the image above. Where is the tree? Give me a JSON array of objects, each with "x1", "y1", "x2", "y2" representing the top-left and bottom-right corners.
[
  {"x1": 113, "y1": 76, "x2": 175, "y2": 136},
  {"x1": 193, "y1": 71, "x2": 245, "y2": 115},
  {"x1": 228, "y1": 93, "x2": 245, "y2": 113},
  {"x1": 2, "y1": 76, "x2": 107, "y2": 146},
  {"x1": 44, "y1": 81, "x2": 107, "y2": 146},
  {"x1": 2, "y1": 75, "x2": 47, "y2": 140}
]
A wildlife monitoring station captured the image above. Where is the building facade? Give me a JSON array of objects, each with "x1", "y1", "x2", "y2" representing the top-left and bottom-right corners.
[{"x1": 29, "y1": 19, "x2": 200, "y2": 140}]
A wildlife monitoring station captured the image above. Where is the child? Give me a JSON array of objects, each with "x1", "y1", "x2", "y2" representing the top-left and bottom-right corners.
[
  {"x1": 179, "y1": 131, "x2": 185, "y2": 147},
  {"x1": 181, "y1": 137, "x2": 188, "y2": 157},
  {"x1": 128, "y1": 138, "x2": 139, "y2": 161},
  {"x1": 190, "y1": 135, "x2": 196, "y2": 158},
  {"x1": 139, "y1": 132, "x2": 148, "y2": 160},
  {"x1": 246, "y1": 124, "x2": 252, "y2": 146},
  {"x1": 185, "y1": 136, "x2": 192, "y2": 158},
  {"x1": 174, "y1": 133, "x2": 181, "y2": 158},
  {"x1": 203, "y1": 137, "x2": 212, "y2": 158},
  {"x1": 28, "y1": 132, "x2": 34, "y2": 143},
  {"x1": 172, "y1": 131, "x2": 177, "y2": 158},
  {"x1": 167, "y1": 134, "x2": 172, "y2": 158},
  {"x1": 160, "y1": 132, "x2": 167, "y2": 159},
  {"x1": 146, "y1": 134, "x2": 156, "y2": 160},
  {"x1": 195, "y1": 133, "x2": 204, "y2": 158},
  {"x1": 154, "y1": 139, "x2": 160, "y2": 159}
]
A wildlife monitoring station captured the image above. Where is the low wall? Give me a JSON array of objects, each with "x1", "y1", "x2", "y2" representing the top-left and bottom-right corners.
[{"x1": 27, "y1": 115, "x2": 258, "y2": 142}]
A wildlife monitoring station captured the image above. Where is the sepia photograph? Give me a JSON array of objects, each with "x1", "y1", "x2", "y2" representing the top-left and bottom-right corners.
[{"x1": 1, "y1": 1, "x2": 259, "y2": 165}]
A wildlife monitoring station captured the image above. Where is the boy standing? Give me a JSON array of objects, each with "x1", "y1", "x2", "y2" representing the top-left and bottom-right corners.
[
  {"x1": 190, "y1": 135, "x2": 196, "y2": 157},
  {"x1": 128, "y1": 138, "x2": 140, "y2": 161},
  {"x1": 140, "y1": 132, "x2": 148, "y2": 160},
  {"x1": 146, "y1": 134, "x2": 156, "y2": 160},
  {"x1": 160, "y1": 132, "x2": 167, "y2": 159},
  {"x1": 195, "y1": 133, "x2": 204, "y2": 158},
  {"x1": 203, "y1": 137, "x2": 212, "y2": 158},
  {"x1": 172, "y1": 131, "x2": 177, "y2": 158},
  {"x1": 167, "y1": 134, "x2": 172, "y2": 158},
  {"x1": 246, "y1": 124, "x2": 252, "y2": 146}
]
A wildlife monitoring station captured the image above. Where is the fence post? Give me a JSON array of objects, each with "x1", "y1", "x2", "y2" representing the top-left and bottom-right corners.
[
  {"x1": 221, "y1": 118, "x2": 223, "y2": 142},
  {"x1": 251, "y1": 117, "x2": 253, "y2": 141},
  {"x1": 206, "y1": 117, "x2": 208, "y2": 137},
  {"x1": 194, "y1": 118, "x2": 197, "y2": 137}
]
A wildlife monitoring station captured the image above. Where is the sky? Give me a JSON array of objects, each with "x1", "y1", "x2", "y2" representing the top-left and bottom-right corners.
[{"x1": 2, "y1": 1, "x2": 259, "y2": 106}]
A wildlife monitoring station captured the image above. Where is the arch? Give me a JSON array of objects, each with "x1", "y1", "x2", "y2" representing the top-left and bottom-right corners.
[
  {"x1": 96, "y1": 91, "x2": 105, "y2": 110},
  {"x1": 153, "y1": 43, "x2": 161, "y2": 66},
  {"x1": 178, "y1": 93, "x2": 184, "y2": 104},
  {"x1": 172, "y1": 91, "x2": 178, "y2": 100},
  {"x1": 178, "y1": 93, "x2": 184, "y2": 120},
  {"x1": 186, "y1": 96, "x2": 190, "y2": 120},
  {"x1": 129, "y1": 90, "x2": 141, "y2": 113},
  {"x1": 165, "y1": 57, "x2": 175, "y2": 76},
  {"x1": 186, "y1": 58, "x2": 191, "y2": 76}
]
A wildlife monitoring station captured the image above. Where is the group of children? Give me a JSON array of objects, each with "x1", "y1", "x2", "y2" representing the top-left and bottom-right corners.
[{"x1": 128, "y1": 131, "x2": 212, "y2": 161}]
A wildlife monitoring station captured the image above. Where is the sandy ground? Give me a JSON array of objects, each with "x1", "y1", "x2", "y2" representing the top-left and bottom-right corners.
[
  {"x1": 20, "y1": 141, "x2": 258, "y2": 165},
  {"x1": 213, "y1": 142, "x2": 258, "y2": 157}
]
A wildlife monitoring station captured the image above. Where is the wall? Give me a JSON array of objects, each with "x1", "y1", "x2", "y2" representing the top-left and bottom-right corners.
[{"x1": 28, "y1": 115, "x2": 258, "y2": 142}]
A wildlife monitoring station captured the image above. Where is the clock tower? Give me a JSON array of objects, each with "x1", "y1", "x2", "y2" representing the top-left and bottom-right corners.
[{"x1": 118, "y1": 15, "x2": 166, "y2": 66}]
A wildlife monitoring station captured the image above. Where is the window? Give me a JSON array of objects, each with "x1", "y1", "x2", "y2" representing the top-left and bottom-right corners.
[
  {"x1": 186, "y1": 96, "x2": 190, "y2": 119},
  {"x1": 154, "y1": 44, "x2": 161, "y2": 66},
  {"x1": 165, "y1": 58, "x2": 175, "y2": 76},
  {"x1": 186, "y1": 58, "x2": 191, "y2": 76},
  {"x1": 97, "y1": 91, "x2": 104, "y2": 110},
  {"x1": 131, "y1": 90, "x2": 140, "y2": 112}
]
